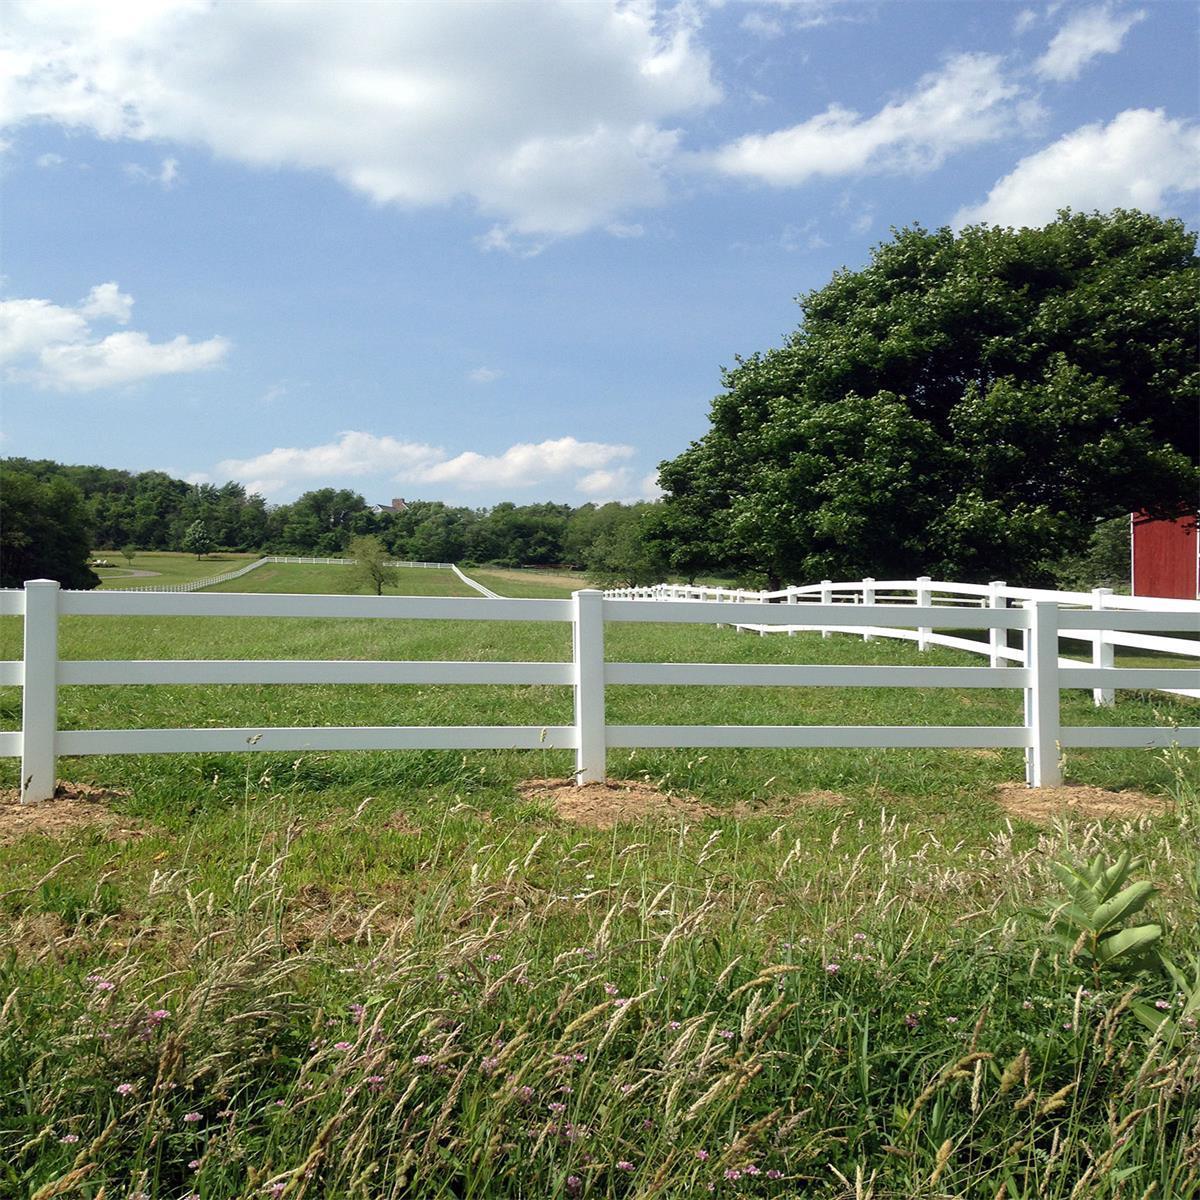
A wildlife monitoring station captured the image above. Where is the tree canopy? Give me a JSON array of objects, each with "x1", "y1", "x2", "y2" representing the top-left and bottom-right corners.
[
  {"x1": 658, "y1": 210, "x2": 1199, "y2": 585},
  {"x1": 0, "y1": 471, "x2": 99, "y2": 589}
]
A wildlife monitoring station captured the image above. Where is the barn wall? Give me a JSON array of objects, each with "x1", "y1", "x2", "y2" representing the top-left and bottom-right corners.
[{"x1": 1132, "y1": 512, "x2": 1199, "y2": 599}]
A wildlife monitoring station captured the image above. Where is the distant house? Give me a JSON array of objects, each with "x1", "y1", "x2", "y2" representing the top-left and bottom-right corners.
[
  {"x1": 1132, "y1": 511, "x2": 1199, "y2": 599},
  {"x1": 369, "y1": 497, "x2": 409, "y2": 515}
]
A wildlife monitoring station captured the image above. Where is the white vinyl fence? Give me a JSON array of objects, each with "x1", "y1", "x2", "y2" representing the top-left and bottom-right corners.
[
  {"x1": 606, "y1": 578, "x2": 1200, "y2": 704},
  {"x1": 4, "y1": 582, "x2": 1197, "y2": 804},
  {"x1": 114, "y1": 556, "x2": 458, "y2": 593}
]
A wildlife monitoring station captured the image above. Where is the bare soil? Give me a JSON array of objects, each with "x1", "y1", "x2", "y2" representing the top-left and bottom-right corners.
[
  {"x1": 0, "y1": 783, "x2": 151, "y2": 846},
  {"x1": 994, "y1": 782, "x2": 1167, "y2": 823},
  {"x1": 517, "y1": 778, "x2": 848, "y2": 829}
]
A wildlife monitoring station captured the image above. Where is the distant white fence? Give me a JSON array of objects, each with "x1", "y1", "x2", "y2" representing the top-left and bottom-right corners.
[
  {"x1": 112, "y1": 556, "x2": 457, "y2": 593},
  {"x1": 4, "y1": 582, "x2": 1197, "y2": 804},
  {"x1": 606, "y1": 578, "x2": 1200, "y2": 704}
]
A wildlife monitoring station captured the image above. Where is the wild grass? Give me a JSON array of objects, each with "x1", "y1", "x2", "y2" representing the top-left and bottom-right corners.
[{"x1": 1, "y1": 567, "x2": 1197, "y2": 1197}]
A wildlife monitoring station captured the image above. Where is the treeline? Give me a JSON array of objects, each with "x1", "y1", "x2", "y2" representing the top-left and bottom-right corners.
[{"x1": 0, "y1": 458, "x2": 668, "y2": 586}]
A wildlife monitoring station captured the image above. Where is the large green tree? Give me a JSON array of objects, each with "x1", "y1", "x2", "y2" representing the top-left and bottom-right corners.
[
  {"x1": 659, "y1": 210, "x2": 1199, "y2": 585},
  {"x1": 0, "y1": 471, "x2": 99, "y2": 589}
]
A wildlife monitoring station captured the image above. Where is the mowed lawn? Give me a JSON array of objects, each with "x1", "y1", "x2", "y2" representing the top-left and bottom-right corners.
[
  {"x1": 204, "y1": 561, "x2": 479, "y2": 596},
  {"x1": 91, "y1": 549, "x2": 261, "y2": 589},
  {"x1": 2, "y1": 564, "x2": 1198, "y2": 1199}
]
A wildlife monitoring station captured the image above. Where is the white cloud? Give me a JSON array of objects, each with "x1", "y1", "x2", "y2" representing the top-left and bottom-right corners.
[
  {"x1": 35, "y1": 151, "x2": 64, "y2": 167},
  {"x1": 219, "y1": 432, "x2": 442, "y2": 496},
  {"x1": 414, "y1": 436, "x2": 634, "y2": 489},
  {"x1": 468, "y1": 366, "x2": 503, "y2": 384},
  {"x1": 78, "y1": 281, "x2": 133, "y2": 322},
  {"x1": 710, "y1": 53, "x2": 1025, "y2": 186},
  {"x1": 1035, "y1": 5, "x2": 1145, "y2": 81},
  {"x1": 1, "y1": 0, "x2": 719, "y2": 241},
  {"x1": 217, "y1": 431, "x2": 635, "y2": 496},
  {"x1": 1014, "y1": 8, "x2": 1039, "y2": 35},
  {"x1": 955, "y1": 108, "x2": 1200, "y2": 228},
  {"x1": 0, "y1": 281, "x2": 228, "y2": 391},
  {"x1": 124, "y1": 156, "x2": 180, "y2": 188},
  {"x1": 578, "y1": 467, "x2": 634, "y2": 496}
]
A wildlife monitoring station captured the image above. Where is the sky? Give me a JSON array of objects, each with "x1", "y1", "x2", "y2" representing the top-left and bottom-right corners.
[{"x1": 1, "y1": 0, "x2": 1197, "y2": 508}]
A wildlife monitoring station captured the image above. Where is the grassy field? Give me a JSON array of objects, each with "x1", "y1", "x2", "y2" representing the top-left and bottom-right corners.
[
  {"x1": 2, "y1": 565, "x2": 1197, "y2": 1199},
  {"x1": 204, "y1": 562, "x2": 477, "y2": 597},
  {"x1": 91, "y1": 550, "x2": 261, "y2": 589}
]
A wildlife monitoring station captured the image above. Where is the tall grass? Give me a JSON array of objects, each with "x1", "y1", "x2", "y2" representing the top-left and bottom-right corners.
[{"x1": 3, "y1": 794, "x2": 1197, "y2": 1198}]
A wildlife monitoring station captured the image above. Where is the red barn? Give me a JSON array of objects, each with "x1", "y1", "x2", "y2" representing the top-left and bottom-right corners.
[{"x1": 1132, "y1": 511, "x2": 1199, "y2": 599}]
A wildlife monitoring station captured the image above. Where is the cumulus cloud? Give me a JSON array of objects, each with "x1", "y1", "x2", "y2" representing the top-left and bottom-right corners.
[
  {"x1": 0, "y1": 0, "x2": 719, "y2": 241},
  {"x1": 414, "y1": 436, "x2": 634, "y2": 489},
  {"x1": 955, "y1": 108, "x2": 1200, "y2": 228},
  {"x1": 710, "y1": 53, "x2": 1026, "y2": 186},
  {"x1": 0, "y1": 282, "x2": 229, "y2": 390},
  {"x1": 1035, "y1": 5, "x2": 1145, "y2": 81},
  {"x1": 218, "y1": 432, "x2": 442, "y2": 496},
  {"x1": 217, "y1": 431, "x2": 635, "y2": 497}
]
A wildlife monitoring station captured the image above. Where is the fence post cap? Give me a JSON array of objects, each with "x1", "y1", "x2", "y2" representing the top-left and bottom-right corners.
[{"x1": 24, "y1": 579, "x2": 61, "y2": 589}]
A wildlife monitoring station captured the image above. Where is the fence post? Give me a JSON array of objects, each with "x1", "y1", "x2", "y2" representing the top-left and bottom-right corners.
[
  {"x1": 21, "y1": 580, "x2": 60, "y2": 804},
  {"x1": 916, "y1": 576, "x2": 931, "y2": 651},
  {"x1": 820, "y1": 579, "x2": 832, "y2": 638},
  {"x1": 988, "y1": 581, "x2": 1007, "y2": 668},
  {"x1": 573, "y1": 589, "x2": 606, "y2": 785},
  {"x1": 1024, "y1": 600, "x2": 1062, "y2": 787},
  {"x1": 861, "y1": 577, "x2": 875, "y2": 642},
  {"x1": 1092, "y1": 588, "x2": 1115, "y2": 707},
  {"x1": 787, "y1": 586, "x2": 797, "y2": 636}
]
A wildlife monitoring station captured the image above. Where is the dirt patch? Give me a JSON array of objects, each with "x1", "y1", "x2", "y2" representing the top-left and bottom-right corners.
[
  {"x1": 994, "y1": 783, "x2": 1167, "y2": 823},
  {"x1": 0, "y1": 783, "x2": 150, "y2": 847},
  {"x1": 383, "y1": 811, "x2": 422, "y2": 836},
  {"x1": 731, "y1": 789, "x2": 852, "y2": 818},
  {"x1": 518, "y1": 778, "x2": 848, "y2": 830}
]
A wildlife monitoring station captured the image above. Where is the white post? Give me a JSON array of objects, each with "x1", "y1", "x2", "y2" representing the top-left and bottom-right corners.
[
  {"x1": 21, "y1": 580, "x2": 60, "y2": 804},
  {"x1": 573, "y1": 589, "x2": 606, "y2": 785},
  {"x1": 820, "y1": 579, "x2": 832, "y2": 638},
  {"x1": 916, "y1": 576, "x2": 931, "y2": 652},
  {"x1": 861, "y1": 577, "x2": 875, "y2": 643},
  {"x1": 988, "y1": 581, "x2": 1006, "y2": 668},
  {"x1": 1024, "y1": 601, "x2": 1062, "y2": 788},
  {"x1": 787, "y1": 586, "x2": 797, "y2": 636},
  {"x1": 1092, "y1": 588, "x2": 1115, "y2": 707}
]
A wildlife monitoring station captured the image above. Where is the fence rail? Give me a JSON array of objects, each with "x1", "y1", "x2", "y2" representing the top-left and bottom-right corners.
[
  {"x1": 3, "y1": 582, "x2": 1197, "y2": 803},
  {"x1": 606, "y1": 578, "x2": 1200, "y2": 703}
]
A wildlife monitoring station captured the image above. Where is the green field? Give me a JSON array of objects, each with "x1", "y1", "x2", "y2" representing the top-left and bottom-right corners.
[
  {"x1": 2, "y1": 565, "x2": 1197, "y2": 1199},
  {"x1": 91, "y1": 549, "x2": 261, "y2": 589},
  {"x1": 203, "y1": 561, "x2": 477, "y2": 597}
]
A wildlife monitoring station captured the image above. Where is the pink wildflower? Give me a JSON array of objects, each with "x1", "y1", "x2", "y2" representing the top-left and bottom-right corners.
[
  {"x1": 116, "y1": 1083, "x2": 134, "y2": 1096},
  {"x1": 333, "y1": 1041, "x2": 352, "y2": 1051},
  {"x1": 824, "y1": 962, "x2": 840, "y2": 974},
  {"x1": 617, "y1": 1161, "x2": 634, "y2": 1171},
  {"x1": 182, "y1": 1112, "x2": 202, "y2": 1123}
]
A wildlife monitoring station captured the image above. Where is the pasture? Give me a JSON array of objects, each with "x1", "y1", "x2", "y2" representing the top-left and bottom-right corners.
[
  {"x1": 91, "y1": 550, "x2": 261, "y2": 589},
  {"x1": 1, "y1": 565, "x2": 1197, "y2": 1199}
]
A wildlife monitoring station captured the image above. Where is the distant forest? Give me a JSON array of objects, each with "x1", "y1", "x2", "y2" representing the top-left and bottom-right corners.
[{"x1": 2, "y1": 457, "x2": 662, "y2": 577}]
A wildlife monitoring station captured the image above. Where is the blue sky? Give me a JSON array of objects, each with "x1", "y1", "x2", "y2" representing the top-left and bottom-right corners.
[{"x1": 2, "y1": 0, "x2": 1197, "y2": 506}]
